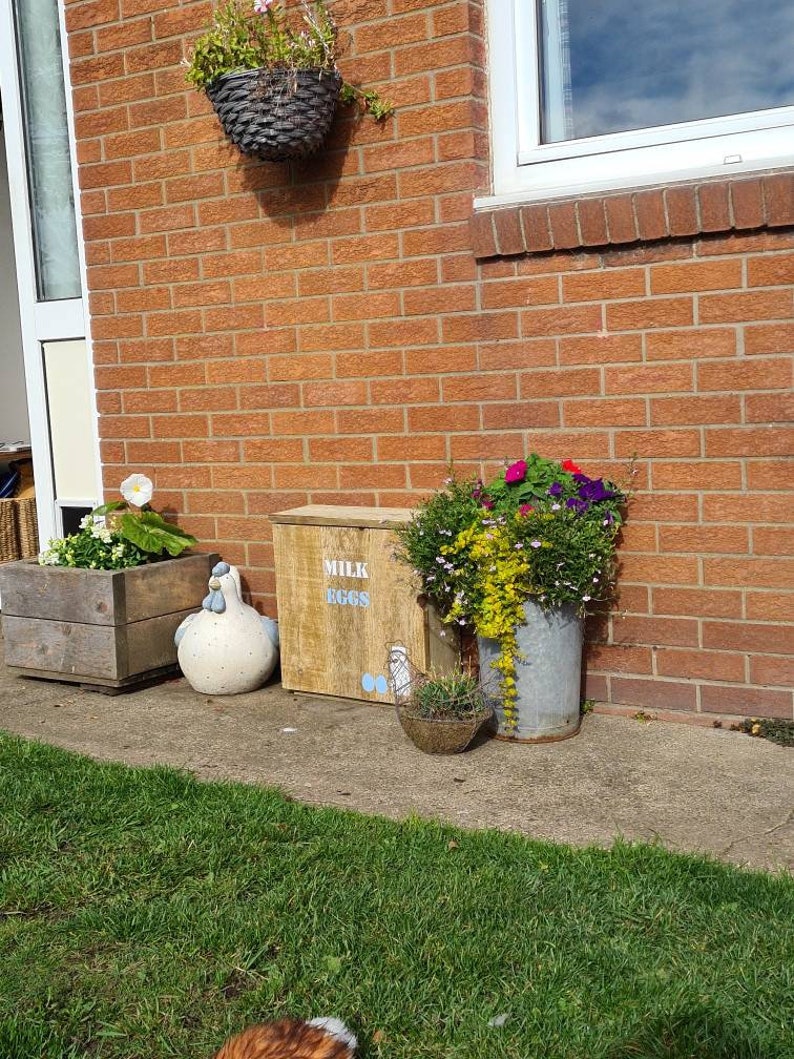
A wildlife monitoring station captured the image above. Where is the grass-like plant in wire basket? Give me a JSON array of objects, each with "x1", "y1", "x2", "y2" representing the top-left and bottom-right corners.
[{"x1": 395, "y1": 667, "x2": 494, "y2": 755}]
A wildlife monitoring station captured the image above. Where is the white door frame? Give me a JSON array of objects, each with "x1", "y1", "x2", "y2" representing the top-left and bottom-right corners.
[{"x1": 0, "y1": 0, "x2": 102, "y2": 544}]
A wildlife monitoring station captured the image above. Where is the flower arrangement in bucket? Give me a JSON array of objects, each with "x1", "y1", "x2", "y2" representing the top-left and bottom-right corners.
[
  {"x1": 39, "y1": 474, "x2": 198, "y2": 570},
  {"x1": 184, "y1": 0, "x2": 393, "y2": 161},
  {"x1": 393, "y1": 455, "x2": 628, "y2": 740}
]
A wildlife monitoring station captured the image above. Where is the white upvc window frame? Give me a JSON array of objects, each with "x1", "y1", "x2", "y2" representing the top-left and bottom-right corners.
[{"x1": 479, "y1": 0, "x2": 794, "y2": 208}]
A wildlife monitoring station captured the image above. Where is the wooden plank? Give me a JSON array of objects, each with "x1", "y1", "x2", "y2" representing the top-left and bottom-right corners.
[
  {"x1": 2, "y1": 607, "x2": 196, "y2": 682},
  {"x1": 273, "y1": 520, "x2": 428, "y2": 703},
  {"x1": 0, "y1": 560, "x2": 119, "y2": 625},
  {"x1": 119, "y1": 552, "x2": 217, "y2": 623},
  {"x1": 0, "y1": 553, "x2": 215, "y2": 625},
  {"x1": 270, "y1": 505, "x2": 414, "y2": 529}
]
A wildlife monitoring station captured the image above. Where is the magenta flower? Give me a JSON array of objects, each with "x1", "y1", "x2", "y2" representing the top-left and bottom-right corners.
[
  {"x1": 518, "y1": 503, "x2": 534, "y2": 516},
  {"x1": 504, "y1": 459, "x2": 527, "y2": 485}
]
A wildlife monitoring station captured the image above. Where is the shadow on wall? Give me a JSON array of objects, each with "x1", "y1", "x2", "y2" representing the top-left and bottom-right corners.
[{"x1": 231, "y1": 103, "x2": 368, "y2": 226}]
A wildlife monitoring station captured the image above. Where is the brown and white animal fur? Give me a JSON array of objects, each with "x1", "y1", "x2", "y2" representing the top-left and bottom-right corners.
[{"x1": 214, "y1": 1018, "x2": 357, "y2": 1059}]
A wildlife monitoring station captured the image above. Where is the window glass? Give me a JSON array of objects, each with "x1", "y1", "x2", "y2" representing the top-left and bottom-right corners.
[
  {"x1": 539, "y1": 0, "x2": 794, "y2": 144},
  {"x1": 14, "y1": 0, "x2": 81, "y2": 300}
]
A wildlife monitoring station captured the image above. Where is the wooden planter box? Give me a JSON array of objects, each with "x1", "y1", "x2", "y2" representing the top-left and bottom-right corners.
[
  {"x1": 0, "y1": 553, "x2": 217, "y2": 691},
  {"x1": 271, "y1": 505, "x2": 456, "y2": 704}
]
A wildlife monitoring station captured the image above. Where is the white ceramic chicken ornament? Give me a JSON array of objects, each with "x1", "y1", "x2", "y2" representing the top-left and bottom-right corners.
[{"x1": 175, "y1": 561, "x2": 279, "y2": 694}]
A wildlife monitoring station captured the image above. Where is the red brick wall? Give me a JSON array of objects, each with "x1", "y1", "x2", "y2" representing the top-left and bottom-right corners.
[{"x1": 64, "y1": 0, "x2": 793, "y2": 723}]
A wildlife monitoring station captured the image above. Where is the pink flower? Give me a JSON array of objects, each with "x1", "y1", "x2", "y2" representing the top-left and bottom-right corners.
[
  {"x1": 253, "y1": 0, "x2": 274, "y2": 12},
  {"x1": 504, "y1": 460, "x2": 527, "y2": 485},
  {"x1": 518, "y1": 504, "x2": 534, "y2": 516}
]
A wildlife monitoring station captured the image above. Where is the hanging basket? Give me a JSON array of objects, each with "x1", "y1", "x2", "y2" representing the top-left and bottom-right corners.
[{"x1": 206, "y1": 66, "x2": 342, "y2": 161}]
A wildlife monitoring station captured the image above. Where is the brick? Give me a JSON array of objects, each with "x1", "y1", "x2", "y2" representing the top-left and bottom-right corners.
[
  {"x1": 548, "y1": 200, "x2": 579, "y2": 250},
  {"x1": 587, "y1": 644, "x2": 653, "y2": 674},
  {"x1": 750, "y1": 655, "x2": 794, "y2": 687},
  {"x1": 744, "y1": 323, "x2": 794, "y2": 354},
  {"x1": 576, "y1": 198, "x2": 608, "y2": 247},
  {"x1": 481, "y1": 401, "x2": 560, "y2": 429},
  {"x1": 753, "y1": 526, "x2": 794, "y2": 556},
  {"x1": 746, "y1": 459, "x2": 794, "y2": 491},
  {"x1": 606, "y1": 297, "x2": 693, "y2": 331},
  {"x1": 650, "y1": 259, "x2": 742, "y2": 295},
  {"x1": 699, "y1": 290, "x2": 793, "y2": 324},
  {"x1": 493, "y1": 208, "x2": 525, "y2": 256},
  {"x1": 564, "y1": 399, "x2": 647, "y2": 428},
  {"x1": 522, "y1": 305, "x2": 602, "y2": 337},
  {"x1": 664, "y1": 185, "x2": 699, "y2": 237},
  {"x1": 519, "y1": 204, "x2": 552, "y2": 253},
  {"x1": 604, "y1": 194, "x2": 638, "y2": 244},
  {"x1": 563, "y1": 268, "x2": 644, "y2": 302},
  {"x1": 730, "y1": 179, "x2": 765, "y2": 230},
  {"x1": 470, "y1": 210, "x2": 495, "y2": 258},
  {"x1": 646, "y1": 329, "x2": 737, "y2": 361},
  {"x1": 705, "y1": 557, "x2": 794, "y2": 591},
  {"x1": 697, "y1": 359, "x2": 792, "y2": 391},
  {"x1": 613, "y1": 614, "x2": 699, "y2": 647},
  {"x1": 520, "y1": 367, "x2": 601, "y2": 398},
  {"x1": 706, "y1": 426, "x2": 794, "y2": 457},
  {"x1": 606, "y1": 363, "x2": 693, "y2": 395},
  {"x1": 559, "y1": 333, "x2": 643, "y2": 365},
  {"x1": 706, "y1": 620, "x2": 794, "y2": 660},
  {"x1": 633, "y1": 188, "x2": 667, "y2": 242},
  {"x1": 746, "y1": 251, "x2": 794, "y2": 287},
  {"x1": 443, "y1": 374, "x2": 516, "y2": 402},
  {"x1": 657, "y1": 648, "x2": 746, "y2": 683},
  {"x1": 650, "y1": 395, "x2": 740, "y2": 427},
  {"x1": 653, "y1": 586, "x2": 742, "y2": 619},
  {"x1": 762, "y1": 173, "x2": 794, "y2": 227},
  {"x1": 481, "y1": 277, "x2": 558, "y2": 311},
  {"x1": 659, "y1": 524, "x2": 749, "y2": 554},
  {"x1": 703, "y1": 493, "x2": 790, "y2": 523},
  {"x1": 700, "y1": 685, "x2": 792, "y2": 719},
  {"x1": 615, "y1": 429, "x2": 701, "y2": 458},
  {"x1": 651, "y1": 461, "x2": 741, "y2": 491},
  {"x1": 746, "y1": 591, "x2": 794, "y2": 623},
  {"x1": 611, "y1": 676, "x2": 697, "y2": 712},
  {"x1": 697, "y1": 182, "x2": 732, "y2": 233}
]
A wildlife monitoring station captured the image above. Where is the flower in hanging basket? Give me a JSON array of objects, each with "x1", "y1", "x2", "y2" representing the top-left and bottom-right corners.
[{"x1": 184, "y1": 0, "x2": 393, "y2": 160}]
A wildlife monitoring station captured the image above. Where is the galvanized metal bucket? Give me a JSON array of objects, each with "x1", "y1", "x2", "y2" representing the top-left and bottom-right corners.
[{"x1": 478, "y1": 600, "x2": 584, "y2": 742}]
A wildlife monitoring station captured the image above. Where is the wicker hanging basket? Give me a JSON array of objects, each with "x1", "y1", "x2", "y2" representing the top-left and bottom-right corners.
[{"x1": 206, "y1": 66, "x2": 342, "y2": 161}]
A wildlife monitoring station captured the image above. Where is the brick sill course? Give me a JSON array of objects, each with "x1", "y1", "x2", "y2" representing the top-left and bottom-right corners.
[{"x1": 469, "y1": 171, "x2": 794, "y2": 259}]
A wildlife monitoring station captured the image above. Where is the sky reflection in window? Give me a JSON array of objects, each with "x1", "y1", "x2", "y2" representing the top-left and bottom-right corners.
[{"x1": 539, "y1": 0, "x2": 794, "y2": 143}]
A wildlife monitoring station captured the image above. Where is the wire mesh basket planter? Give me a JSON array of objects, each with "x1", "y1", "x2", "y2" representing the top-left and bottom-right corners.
[
  {"x1": 206, "y1": 66, "x2": 342, "y2": 161},
  {"x1": 388, "y1": 646, "x2": 494, "y2": 755}
]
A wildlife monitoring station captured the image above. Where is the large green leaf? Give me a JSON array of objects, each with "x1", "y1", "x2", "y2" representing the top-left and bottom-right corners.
[{"x1": 118, "y1": 511, "x2": 198, "y2": 557}]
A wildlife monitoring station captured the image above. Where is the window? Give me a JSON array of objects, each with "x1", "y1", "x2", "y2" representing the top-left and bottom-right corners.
[{"x1": 481, "y1": 0, "x2": 794, "y2": 205}]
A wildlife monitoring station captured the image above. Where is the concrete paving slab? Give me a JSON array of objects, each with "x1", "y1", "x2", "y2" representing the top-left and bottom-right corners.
[{"x1": 0, "y1": 659, "x2": 791, "y2": 873}]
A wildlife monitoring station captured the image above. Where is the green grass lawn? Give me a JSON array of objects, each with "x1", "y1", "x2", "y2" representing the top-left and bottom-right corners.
[{"x1": 1, "y1": 733, "x2": 792, "y2": 1059}]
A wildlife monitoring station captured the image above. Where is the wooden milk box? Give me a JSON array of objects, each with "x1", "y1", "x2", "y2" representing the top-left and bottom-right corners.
[{"x1": 271, "y1": 505, "x2": 455, "y2": 703}]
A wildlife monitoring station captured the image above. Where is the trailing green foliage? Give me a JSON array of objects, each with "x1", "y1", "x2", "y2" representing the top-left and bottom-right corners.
[
  {"x1": 1, "y1": 734, "x2": 793, "y2": 1059},
  {"x1": 185, "y1": 0, "x2": 393, "y2": 120}
]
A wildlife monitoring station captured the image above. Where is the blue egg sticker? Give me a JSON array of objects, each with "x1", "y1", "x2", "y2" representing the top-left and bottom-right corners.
[
  {"x1": 361, "y1": 673, "x2": 376, "y2": 693},
  {"x1": 374, "y1": 674, "x2": 389, "y2": 695}
]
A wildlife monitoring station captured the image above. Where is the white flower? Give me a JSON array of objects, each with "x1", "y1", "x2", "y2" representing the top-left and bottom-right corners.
[{"x1": 120, "y1": 473, "x2": 153, "y2": 508}]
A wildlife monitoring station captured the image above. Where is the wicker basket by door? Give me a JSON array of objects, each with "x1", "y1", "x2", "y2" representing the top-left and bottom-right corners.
[{"x1": 206, "y1": 67, "x2": 342, "y2": 161}]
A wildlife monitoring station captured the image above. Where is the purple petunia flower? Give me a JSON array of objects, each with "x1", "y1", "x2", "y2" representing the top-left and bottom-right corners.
[
  {"x1": 566, "y1": 497, "x2": 590, "y2": 514},
  {"x1": 548, "y1": 481, "x2": 563, "y2": 497},
  {"x1": 577, "y1": 477, "x2": 616, "y2": 503}
]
